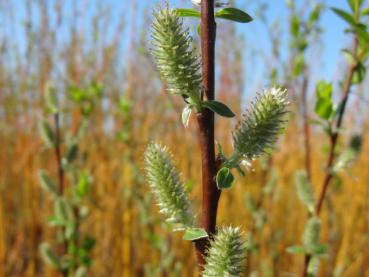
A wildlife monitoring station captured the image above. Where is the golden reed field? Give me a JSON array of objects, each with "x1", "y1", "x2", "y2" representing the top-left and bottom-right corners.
[{"x1": 0, "y1": 0, "x2": 369, "y2": 276}]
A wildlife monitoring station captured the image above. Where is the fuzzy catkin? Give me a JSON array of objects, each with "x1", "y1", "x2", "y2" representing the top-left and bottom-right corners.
[
  {"x1": 203, "y1": 227, "x2": 247, "y2": 277},
  {"x1": 232, "y1": 88, "x2": 289, "y2": 164},
  {"x1": 302, "y1": 217, "x2": 321, "y2": 252},
  {"x1": 295, "y1": 170, "x2": 315, "y2": 213},
  {"x1": 150, "y1": 6, "x2": 202, "y2": 106},
  {"x1": 144, "y1": 142, "x2": 193, "y2": 228}
]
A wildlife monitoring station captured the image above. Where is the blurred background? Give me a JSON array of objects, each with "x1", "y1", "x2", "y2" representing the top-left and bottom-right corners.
[{"x1": 1, "y1": 0, "x2": 369, "y2": 276}]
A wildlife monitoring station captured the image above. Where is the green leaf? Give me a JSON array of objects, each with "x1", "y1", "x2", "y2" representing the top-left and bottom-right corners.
[
  {"x1": 348, "y1": 0, "x2": 364, "y2": 13},
  {"x1": 352, "y1": 25, "x2": 369, "y2": 48},
  {"x1": 202, "y1": 100, "x2": 235, "y2": 118},
  {"x1": 315, "y1": 81, "x2": 333, "y2": 120},
  {"x1": 76, "y1": 171, "x2": 92, "y2": 198},
  {"x1": 54, "y1": 198, "x2": 74, "y2": 223},
  {"x1": 65, "y1": 220, "x2": 76, "y2": 240},
  {"x1": 176, "y1": 8, "x2": 200, "y2": 18},
  {"x1": 215, "y1": 8, "x2": 253, "y2": 23},
  {"x1": 65, "y1": 143, "x2": 78, "y2": 163},
  {"x1": 47, "y1": 215, "x2": 65, "y2": 227},
  {"x1": 349, "y1": 134, "x2": 362, "y2": 152},
  {"x1": 286, "y1": 245, "x2": 306, "y2": 254},
  {"x1": 342, "y1": 49, "x2": 356, "y2": 66},
  {"x1": 352, "y1": 62, "x2": 366, "y2": 84},
  {"x1": 183, "y1": 228, "x2": 208, "y2": 241},
  {"x1": 290, "y1": 15, "x2": 300, "y2": 37},
  {"x1": 38, "y1": 170, "x2": 58, "y2": 197},
  {"x1": 39, "y1": 119, "x2": 56, "y2": 147},
  {"x1": 44, "y1": 84, "x2": 58, "y2": 115},
  {"x1": 308, "y1": 5, "x2": 322, "y2": 28},
  {"x1": 70, "y1": 87, "x2": 88, "y2": 102},
  {"x1": 311, "y1": 243, "x2": 328, "y2": 255},
  {"x1": 81, "y1": 235, "x2": 96, "y2": 252},
  {"x1": 315, "y1": 98, "x2": 333, "y2": 120},
  {"x1": 118, "y1": 96, "x2": 133, "y2": 115},
  {"x1": 362, "y1": 7, "x2": 369, "y2": 16},
  {"x1": 216, "y1": 167, "x2": 234, "y2": 189},
  {"x1": 316, "y1": 81, "x2": 332, "y2": 99},
  {"x1": 182, "y1": 105, "x2": 192, "y2": 128},
  {"x1": 331, "y1": 8, "x2": 356, "y2": 26}
]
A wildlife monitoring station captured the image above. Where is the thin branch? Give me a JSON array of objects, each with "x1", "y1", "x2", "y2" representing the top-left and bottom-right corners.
[
  {"x1": 53, "y1": 113, "x2": 68, "y2": 277},
  {"x1": 301, "y1": 74, "x2": 312, "y2": 180},
  {"x1": 301, "y1": 37, "x2": 359, "y2": 277},
  {"x1": 194, "y1": 0, "x2": 222, "y2": 271}
]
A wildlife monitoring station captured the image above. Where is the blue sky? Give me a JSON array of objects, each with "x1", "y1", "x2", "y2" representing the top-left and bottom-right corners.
[
  {"x1": 124, "y1": 0, "x2": 351, "y2": 91},
  {"x1": 5, "y1": 0, "x2": 353, "y2": 96}
]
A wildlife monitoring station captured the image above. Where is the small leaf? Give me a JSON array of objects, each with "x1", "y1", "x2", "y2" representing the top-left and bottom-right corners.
[
  {"x1": 331, "y1": 8, "x2": 356, "y2": 26},
  {"x1": 47, "y1": 215, "x2": 64, "y2": 227},
  {"x1": 315, "y1": 81, "x2": 333, "y2": 120},
  {"x1": 290, "y1": 15, "x2": 300, "y2": 37},
  {"x1": 316, "y1": 81, "x2": 332, "y2": 99},
  {"x1": 286, "y1": 245, "x2": 306, "y2": 254},
  {"x1": 216, "y1": 167, "x2": 234, "y2": 189},
  {"x1": 176, "y1": 8, "x2": 200, "y2": 18},
  {"x1": 311, "y1": 243, "x2": 328, "y2": 255},
  {"x1": 70, "y1": 87, "x2": 88, "y2": 102},
  {"x1": 65, "y1": 143, "x2": 78, "y2": 163},
  {"x1": 215, "y1": 8, "x2": 253, "y2": 23},
  {"x1": 315, "y1": 98, "x2": 333, "y2": 120},
  {"x1": 182, "y1": 105, "x2": 192, "y2": 128},
  {"x1": 81, "y1": 235, "x2": 96, "y2": 252},
  {"x1": 54, "y1": 198, "x2": 74, "y2": 223},
  {"x1": 65, "y1": 220, "x2": 76, "y2": 240},
  {"x1": 76, "y1": 171, "x2": 92, "y2": 198},
  {"x1": 118, "y1": 96, "x2": 133, "y2": 115},
  {"x1": 44, "y1": 84, "x2": 58, "y2": 114},
  {"x1": 183, "y1": 228, "x2": 208, "y2": 241},
  {"x1": 342, "y1": 49, "x2": 356, "y2": 66},
  {"x1": 39, "y1": 119, "x2": 56, "y2": 147},
  {"x1": 362, "y1": 7, "x2": 369, "y2": 16},
  {"x1": 352, "y1": 62, "x2": 366, "y2": 84},
  {"x1": 202, "y1": 100, "x2": 235, "y2": 118},
  {"x1": 348, "y1": 0, "x2": 364, "y2": 13},
  {"x1": 352, "y1": 25, "x2": 369, "y2": 48},
  {"x1": 38, "y1": 170, "x2": 58, "y2": 197}
]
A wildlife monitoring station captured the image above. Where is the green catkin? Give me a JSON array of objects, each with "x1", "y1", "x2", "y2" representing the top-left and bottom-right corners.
[
  {"x1": 203, "y1": 227, "x2": 247, "y2": 277},
  {"x1": 302, "y1": 217, "x2": 321, "y2": 253},
  {"x1": 150, "y1": 6, "x2": 202, "y2": 107},
  {"x1": 144, "y1": 142, "x2": 193, "y2": 228},
  {"x1": 295, "y1": 170, "x2": 315, "y2": 213},
  {"x1": 232, "y1": 88, "x2": 289, "y2": 165}
]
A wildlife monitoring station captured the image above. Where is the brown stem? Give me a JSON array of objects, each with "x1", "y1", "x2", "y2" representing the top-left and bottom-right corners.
[
  {"x1": 54, "y1": 113, "x2": 65, "y2": 195},
  {"x1": 301, "y1": 37, "x2": 358, "y2": 277},
  {"x1": 194, "y1": 0, "x2": 222, "y2": 272},
  {"x1": 53, "y1": 113, "x2": 68, "y2": 277},
  {"x1": 301, "y1": 75, "x2": 312, "y2": 180}
]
